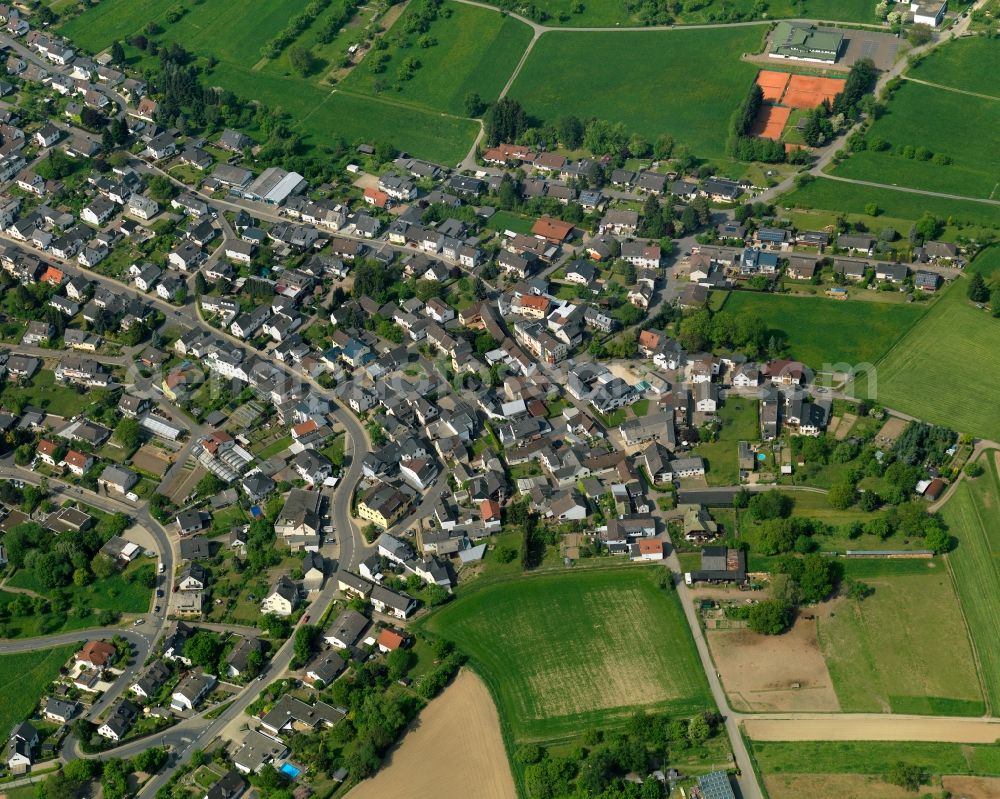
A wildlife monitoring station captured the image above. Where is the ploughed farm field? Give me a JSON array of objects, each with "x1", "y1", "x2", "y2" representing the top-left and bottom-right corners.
[
  {"x1": 421, "y1": 567, "x2": 713, "y2": 743},
  {"x1": 508, "y1": 26, "x2": 765, "y2": 160},
  {"x1": 874, "y1": 250, "x2": 1000, "y2": 441}
]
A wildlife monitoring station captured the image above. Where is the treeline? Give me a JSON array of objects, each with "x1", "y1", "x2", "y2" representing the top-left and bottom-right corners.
[
  {"x1": 260, "y1": 0, "x2": 333, "y2": 59},
  {"x1": 831, "y1": 58, "x2": 876, "y2": 117},
  {"x1": 727, "y1": 82, "x2": 785, "y2": 163}
]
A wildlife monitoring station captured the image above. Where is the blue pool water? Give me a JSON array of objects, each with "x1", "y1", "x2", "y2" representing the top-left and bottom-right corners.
[{"x1": 280, "y1": 763, "x2": 301, "y2": 779}]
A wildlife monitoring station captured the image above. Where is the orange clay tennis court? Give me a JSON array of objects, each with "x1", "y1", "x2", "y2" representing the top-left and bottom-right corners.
[
  {"x1": 782, "y1": 74, "x2": 846, "y2": 108},
  {"x1": 751, "y1": 105, "x2": 791, "y2": 140},
  {"x1": 756, "y1": 70, "x2": 791, "y2": 102}
]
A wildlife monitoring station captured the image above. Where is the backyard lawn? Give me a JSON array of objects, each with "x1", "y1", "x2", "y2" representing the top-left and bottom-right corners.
[
  {"x1": 718, "y1": 291, "x2": 926, "y2": 369},
  {"x1": 874, "y1": 267, "x2": 1000, "y2": 440},
  {"x1": 509, "y1": 26, "x2": 765, "y2": 159},
  {"x1": 0, "y1": 369, "x2": 95, "y2": 419},
  {"x1": 421, "y1": 567, "x2": 713, "y2": 743},
  {"x1": 0, "y1": 644, "x2": 77, "y2": 738},
  {"x1": 693, "y1": 398, "x2": 759, "y2": 485},
  {"x1": 940, "y1": 451, "x2": 1000, "y2": 714},
  {"x1": 817, "y1": 569, "x2": 984, "y2": 715}
]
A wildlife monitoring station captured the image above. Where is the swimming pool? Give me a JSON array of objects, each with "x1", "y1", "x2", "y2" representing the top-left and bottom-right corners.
[{"x1": 279, "y1": 763, "x2": 301, "y2": 779}]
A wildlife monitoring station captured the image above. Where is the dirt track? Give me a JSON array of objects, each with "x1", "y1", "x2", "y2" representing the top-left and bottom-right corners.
[
  {"x1": 744, "y1": 716, "x2": 1000, "y2": 744},
  {"x1": 347, "y1": 670, "x2": 516, "y2": 799}
]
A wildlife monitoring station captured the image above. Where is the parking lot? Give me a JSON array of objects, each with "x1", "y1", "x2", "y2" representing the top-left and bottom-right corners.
[{"x1": 835, "y1": 27, "x2": 902, "y2": 70}]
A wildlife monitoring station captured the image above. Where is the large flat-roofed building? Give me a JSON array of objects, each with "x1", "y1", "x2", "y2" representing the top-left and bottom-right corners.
[
  {"x1": 769, "y1": 23, "x2": 843, "y2": 63},
  {"x1": 242, "y1": 167, "x2": 307, "y2": 206}
]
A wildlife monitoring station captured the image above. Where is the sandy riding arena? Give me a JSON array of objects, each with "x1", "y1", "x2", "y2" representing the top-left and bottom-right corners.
[
  {"x1": 347, "y1": 670, "x2": 516, "y2": 799},
  {"x1": 708, "y1": 612, "x2": 840, "y2": 712}
]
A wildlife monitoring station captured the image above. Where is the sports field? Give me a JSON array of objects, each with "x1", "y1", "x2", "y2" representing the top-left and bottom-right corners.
[
  {"x1": 508, "y1": 27, "x2": 765, "y2": 159},
  {"x1": 718, "y1": 291, "x2": 926, "y2": 369},
  {"x1": 0, "y1": 644, "x2": 78, "y2": 738},
  {"x1": 55, "y1": 0, "x2": 478, "y2": 163},
  {"x1": 874, "y1": 268, "x2": 1000, "y2": 440},
  {"x1": 817, "y1": 571, "x2": 984, "y2": 715},
  {"x1": 941, "y1": 452, "x2": 1000, "y2": 715},
  {"x1": 832, "y1": 82, "x2": 1000, "y2": 199},
  {"x1": 780, "y1": 176, "x2": 1000, "y2": 230},
  {"x1": 908, "y1": 37, "x2": 1000, "y2": 97},
  {"x1": 341, "y1": 3, "x2": 532, "y2": 116},
  {"x1": 422, "y1": 567, "x2": 713, "y2": 742}
]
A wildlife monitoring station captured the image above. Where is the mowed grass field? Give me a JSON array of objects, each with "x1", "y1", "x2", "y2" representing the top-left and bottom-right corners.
[
  {"x1": 341, "y1": 3, "x2": 532, "y2": 116},
  {"x1": 817, "y1": 570, "x2": 984, "y2": 715},
  {"x1": 509, "y1": 27, "x2": 765, "y2": 159},
  {"x1": 832, "y1": 82, "x2": 1000, "y2": 199},
  {"x1": 909, "y1": 37, "x2": 1000, "y2": 97},
  {"x1": 941, "y1": 452, "x2": 1000, "y2": 715},
  {"x1": 874, "y1": 264, "x2": 1000, "y2": 440},
  {"x1": 422, "y1": 568, "x2": 713, "y2": 742},
  {"x1": 718, "y1": 291, "x2": 926, "y2": 368},
  {"x1": 56, "y1": 0, "x2": 478, "y2": 163},
  {"x1": 781, "y1": 176, "x2": 1000, "y2": 230},
  {"x1": 749, "y1": 740, "x2": 1000, "y2": 778},
  {"x1": 58, "y1": 0, "x2": 300, "y2": 67},
  {"x1": 0, "y1": 644, "x2": 77, "y2": 737}
]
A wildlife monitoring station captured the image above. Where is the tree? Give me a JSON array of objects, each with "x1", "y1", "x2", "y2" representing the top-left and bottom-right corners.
[
  {"x1": 924, "y1": 524, "x2": 951, "y2": 553},
  {"x1": 968, "y1": 271, "x2": 990, "y2": 303},
  {"x1": 386, "y1": 648, "x2": 414, "y2": 681},
  {"x1": 463, "y1": 92, "x2": 485, "y2": 117},
  {"x1": 147, "y1": 176, "x2": 175, "y2": 202},
  {"x1": 907, "y1": 23, "x2": 933, "y2": 45},
  {"x1": 185, "y1": 630, "x2": 223, "y2": 670},
  {"x1": 114, "y1": 417, "x2": 142, "y2": 450},
  {"x1": 747, "y1": 599, "x2": 791, "y2": 635},
  {"x1": 748, "y1": 490, "x2": 793, "y2": 521},
  {"x1": 194, "y1": 271, "x2": 208, "y2": 295},
  {"x1": 557, "y1": 115, "x2": 584, "y2": 149},
  {"x1": 483, "y1": 98, "x2": 527, "y2": 146},
  {"x1": 797, "y1": 554, "x2": 837, "y2": 603},
  {"x1": 292, "y1": 624, "x2": 320, "y2": 668},
  {"x1": 289, "y1": 46, "x2": 315, "y2": 76},
  {"x1": 828, "y1": 481, "x2": 856, "y2": 509},
  {"x1": 110, "y1": 40, "x2": 126, "y2": 66},
  {"x1": 687, "y1": 714, "x2": 710, "y2": 744},
  {"x1": 886, "y1": 761, "x2": 926, "y2": 791}
]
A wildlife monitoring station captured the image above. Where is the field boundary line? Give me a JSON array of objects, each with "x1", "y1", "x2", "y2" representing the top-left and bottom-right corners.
[
  {"x1": 944, "y1": 544, "x2": 992, "y2": 717},
  {"x1": 902, "y1": 75, "x2": 1000, "y2": 102},
  {"x1": 330, "y1": 86, "x2": 475, "y2": 120}
]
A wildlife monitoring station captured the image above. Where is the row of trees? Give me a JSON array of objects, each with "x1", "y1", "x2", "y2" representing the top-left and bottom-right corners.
[
  {"x1": 260, "y1": 0, "x2": 333, "y2": 59},
  {"x1": 727, "y1": 83, "x2": 785, "y2": 163}
]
